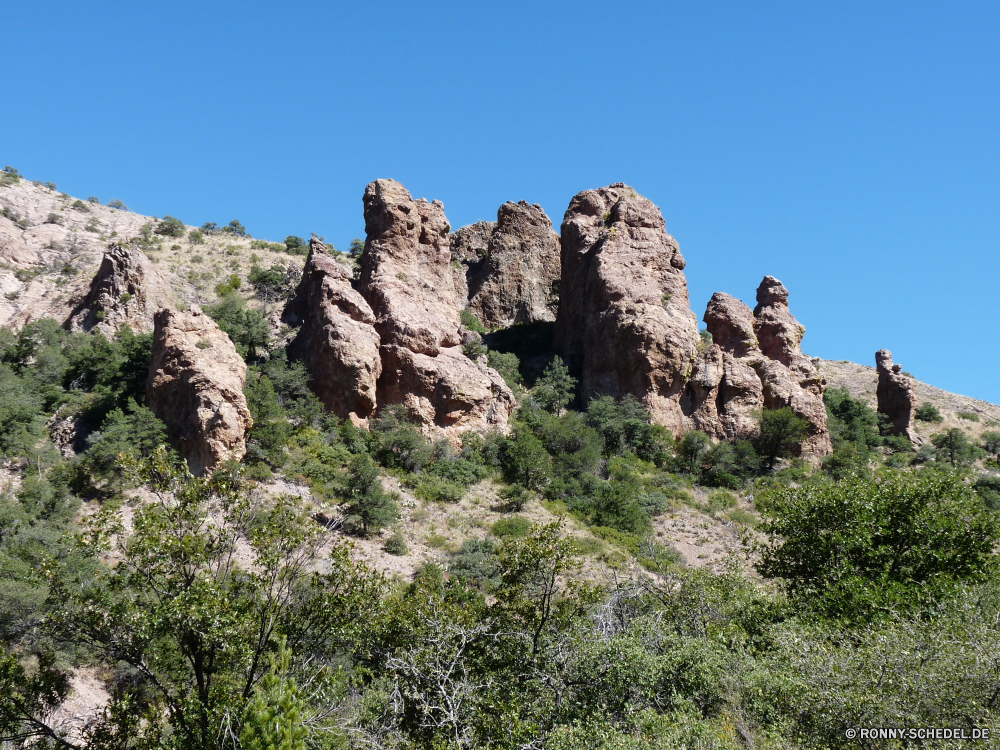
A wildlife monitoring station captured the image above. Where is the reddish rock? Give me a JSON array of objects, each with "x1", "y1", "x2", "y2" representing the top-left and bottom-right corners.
[
  {"x1": 458, "y1": 201, "x2": 560, "y2": 329},
  {"x1": 146, "y1": 308, "x2": 253, "y2": 476},
  {"x1": 360, "y1": 179, "x2": 515, "y2": 434},
  {"x1": 554, "y1": 183, "x2": 699, "y2": 431},
  {"x1": 67, "y1": 240, "x2": 173, "y2": 334},
  {"x1": 876, "y1": 349, "x2": 921, "y2": 444},
  {"x1": 450, "y1": 220, "x2": 494, "y2": 310},
  {"x1": 285, "y1": 239, "x2": 381, "y2": 421}
]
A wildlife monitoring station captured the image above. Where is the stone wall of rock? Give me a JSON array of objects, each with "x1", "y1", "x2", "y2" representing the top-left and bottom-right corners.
[
  {"x1": 358, "y1": 179, "x2": 515, "y2": 434},
  {"x1": 66, "y1": 240, "x2": 173, "y2": 334},
  {"x1": 452, "y1": 201, "x2": 560, "y2": 329},
  {"x1": 146, "y1": 308, "x2": 253, "y2": 476},
  {"x1": 680, "y1": 281, "x2": 832, "y2": 460},
  {"x1": 876, "y1": 349, "x2": 921, "y2": 444},
  {"x1": 554, "y1": 183, "x2": 700, "y2": 431},
  {"x1": 284, "y1": 238, "x2": 381, "y2": 421}
]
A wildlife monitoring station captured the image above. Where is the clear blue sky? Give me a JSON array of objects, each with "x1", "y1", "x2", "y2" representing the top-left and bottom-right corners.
[{"x1": 4, "y1": 2, "x2": 1000, "y2": 402}]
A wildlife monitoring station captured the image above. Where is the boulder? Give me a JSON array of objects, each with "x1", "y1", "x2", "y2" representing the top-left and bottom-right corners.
[
  {"x1": 554, "y1": 183, "x2": 700, "y2": 431},
  {"x1": 66, "y1": 240, "x2": 174, "y2": 334},
  {"x1": 146, "y1": 308, "x2": 253, "y2": 476},
  {"x1": 284, "y1": 238, "x2": 381, "y2": 421},
  {"x1": 876, "y1": 349, "x2": 921, "y2": 444},
  {"x1": 457, "y1": 201, "x2": 560, "y2": 329},
  {"x1": 359, "y1": 179, "x2": 515, "y2": 434},
  {"x1": 681, "y1": 283, "x2": 832, "y2": 460}
]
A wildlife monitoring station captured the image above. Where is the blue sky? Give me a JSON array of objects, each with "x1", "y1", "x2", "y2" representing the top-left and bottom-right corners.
[{"x1": 4, "y1": 2, "x2": 1000, "y2": 402}]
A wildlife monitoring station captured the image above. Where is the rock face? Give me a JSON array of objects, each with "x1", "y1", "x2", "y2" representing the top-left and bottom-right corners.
[
  {"x1": 681, "y1": 280, "x2": 832, "y2": 460},
  {"x1": 359, "y1": 179, "x2": 515, "y2": 433},
  {"x1": 876, "y1": 349, "x2": 921, "y2": 444},
  {"x1": 452, "y1": 201, "x2": 560, "y2": 329},
  {"x1": 449, "y1": 221, "x2": 494, "y2": 311},
  {"x1": 554, "y1": 183, "x2": 700, "y2": 431},
  {"x1": 284, "y1": 239, "x2": 381, "y2": 421},
  {"x1": 146, "y1": 308, "x2": 253, "y2": 476},
  {"x1": 66, "y1": 241, "x2": 173, "y2": 334}
]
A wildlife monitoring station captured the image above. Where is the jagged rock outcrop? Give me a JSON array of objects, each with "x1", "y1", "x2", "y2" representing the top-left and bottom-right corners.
[
  {"x1": 876, "y1": 349, "x2": 921, "y2": 444},
  {"x1": 359, "y1": 179, "x2": 515, "y2": 433},
  {"x1": 681, "y1": 281, "x2": 832, "y2": 460},
  {"x1": 284, "y1": 238, "x2": 381, "y2": 421},
  {"x1": 449, "y1": 221, "x2": 494, "y2": 310},
  {"x1": 0, "y1": 215, "x2": 37, "y2": 267},
  {"x1": 66, "y1": 241, "x2": 174, "y2": 334},
  {"x1": 554, "y1": 183, "x2": 700, "y2": 431},
  {"x1": 452, "y1": 201, "x2": 560, "y2": 329},
  {"x1": 146, "y1": 308, "x2": 253, "y2": 475}
]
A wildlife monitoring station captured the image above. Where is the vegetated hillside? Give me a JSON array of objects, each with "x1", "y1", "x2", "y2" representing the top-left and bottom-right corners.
[
  {"x1": 818, "y1": 357, "x2": 1000, "y2": 440},
  {"x1": 2, "y1": 166, "x2": 999, "y2": 749}
]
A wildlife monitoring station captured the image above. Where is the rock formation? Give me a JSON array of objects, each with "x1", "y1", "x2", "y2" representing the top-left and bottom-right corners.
[
  {"x1": 66, "y1": 241, "x2": 173, "y2": 334},
  {"x1": 452, "y1": 201, "x2": 560, "y2": 329},
  {"x1": 146, "y1": 308, "x2": 253, "y2": 475},
  {"x1": 284, "y1": 238, "x2": 381, "y2": 421},
  {"x1": 554, "y1": 183, "x2": 700, "y2": 431},
  {"x1": 681, "y1": 280, "x2": 832, "y2": 460},
  {"x1": 359, "y1": 179, "x2": 515, "y2": 433},
  {"x1": 876, "y1": 349, "x2": 921, "y2": 444},
  {"x1": 450, "y1": 220, "x2": 494, "y2": 309}
]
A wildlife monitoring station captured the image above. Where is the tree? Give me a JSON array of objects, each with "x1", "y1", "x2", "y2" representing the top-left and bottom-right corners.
[
  {"x1": 205, "y1": 292, "x2": 270, "y2": 359},
  {"x1": 284, "y1": 235, "x2": 307, "y2": 255},
  {"x1": 248, "y1": 264, "x2": 300, "y2": 304},
  {"x1": 981, "y1": 430, "x2": 1000, "y2": 458},
  {"x1": 348, "y1": 238, "x2": 365, "y2": 258},
  {"x1": 342, "y1": 454, "x2": 400, "y2": 536},
  {"x1": 240, "y1": 639, "x2": 308, "y2": 750},
  {"x1": 154, "y1": 215, "x2": 186, "y2": 237},
  {"x1": 757, "y1": 470, "x2": 999, "y2": 620},
  {"x1": 107, "y1": 199, "x2": 128, "y2": 210},
  {"x1": 224, "y1": 219, "x2": 248, "y2": 236},
  {"x1": 931, "y1": 428, "x2": 981, "y2": 468},
  {"x1": 244, "y1": 372, "x2": 289, "y2": 468},
  {"x1": 532, "y1": 356, "x2": 576, "y2": 414},
  {"x1": 915, "y1": 402, "x2": 943, "y2": 422},
  {"x1": 503, "y1": 428, "x2": 552, "y2": 491},
  {"x1": 754, "y1": 407, "x2": 809, "y2": 468}
]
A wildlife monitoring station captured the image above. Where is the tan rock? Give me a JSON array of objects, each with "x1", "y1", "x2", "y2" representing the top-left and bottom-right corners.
[
  {"x1": 285, "y1": 239, "x2": 381, "y2": 420},
  {"x1": 555, "y1": 183, "x2": 699, "y2": 431},
  {"x1": 876, "y1": 349, "x2": 921, "y2": 444},
  {"x1": 449, "y1": 220, "x2": 494, "y2": 311},
  {"x1": 66, "y1": 240, "x2": 174, "y2": 334},
  {"x1": 459, "y1": 201, "x2": 560, "y2": 329},
  {"x1": 0, "y1": 215, "x2": 38, "y2": 267},
  {"x1": 146, "y1": 308, "x2": 253, "y2": 476},
  {"x1": 359, "y1": 179, "x2": 515, "y2": 434}
]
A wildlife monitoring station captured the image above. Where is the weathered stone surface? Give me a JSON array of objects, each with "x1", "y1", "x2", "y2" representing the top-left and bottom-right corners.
[
  {"x1": 284, "y1": 239, "x2": 381, "y2": 421},
  {"x1": 455, "y1": 201, "x2": 560, "y2": 329},
  {"x1": 360, "y1": 179, "x2": 462, "y2": 355},
  {"x1": 681, "y1": 283, "x2": 832, "y2": 460},
  {"x1": 66, "y1": 241, "x2": 174, "y2": 334},
  {"x1": 449, "y1": 220, "x2": 494, "y2": 310},
  {"x1": 554, "y1": 183, "x2": 699, "y2": 431},
  {"x1": 146, "y1": 308, "x2": 252, "y2": 476},
  {"x1": 360, "y1": 179, "x2": 515, "y2": 434},
  {"x1": 0, "y1": 215, "x2": 37, "y2": 267},
  {"x1": 876, "y1": 349, "x2": 921, "y2": 444}
]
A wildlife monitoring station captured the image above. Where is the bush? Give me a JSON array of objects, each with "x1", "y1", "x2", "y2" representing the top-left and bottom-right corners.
[
  {"x1": 107, "y1": 199, "x2": 128, "y2": 210},
  {"x1": 487, "y1": 350, "x2": 522, "y2": 389},
  {"x1": 188, "y1": 229, "x2": 204, "y2": 245},
  {"x1": 491, "y1": 516, "x2": 532, "y2": 538},
  {"x1": 284, "y1": 236, "x2": 307, "y2": 255},
  {"x1": 502, "y1": 428, "x2": 552, "y2": 490},
  {"x1": 974, "y1": 475, "x2": 1000, "y2": 511},
  {"x1": 931, "y1": 428, "x2": 982, "y2": 468},
  {"x1": 413, "y1": 474, "x2": 465, "y2": 504},
  {"x1": 533, "y1": 356, "x2": 576, "y2": 413},
  {"x1": 754, "y1": 407, "x2": 809, "y2": 468},
  {"x1": 447, "y1": 539, "x2": 498, "y2": 588},
  {"x1": 915, "y1": 402, "x2": 943, "y2": 422},
  {"x1": 205, "y1": 293, "x2": 269, "y2": 359},
  {"x1": 981, "y1": 430, "x2": 1000, "y2": 457},
  {"x1": 70, "y1": 199, "x2": 89, "y2": 213},
  {"x1": 956, "y1": 411, "x2": 980, "y2": 422},
  {"x1": 224, "y1": 219, "x2": 248, "y2": 237},
  {"x1": 707, "y1": 488, "x2": 738, "y2": 511},
  {"x1": 44, "y1": 213, "x2": 62, "y2": 225},
  {"x1": 384, "y1": 532, "x2": 408, "y2": 556},
  {"x1": 757, "y1": 470, "x2": 999, "y2": 620},
  {"x1": 342, "y1": 454, "x2": 400, "y2": 536},
  {"x1": 248, "y1": 263, "x2": 300, "y2": 303},
  {"x1": 460, "y1": 309, "x2": 486, "y2": 334}
]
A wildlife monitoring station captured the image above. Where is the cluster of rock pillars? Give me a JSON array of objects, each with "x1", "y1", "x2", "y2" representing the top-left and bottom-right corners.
[{"x1": 61, "y1": 180, "x2": 923, "y2": 475}]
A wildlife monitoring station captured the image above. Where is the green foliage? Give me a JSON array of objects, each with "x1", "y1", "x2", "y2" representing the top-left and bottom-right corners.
[
  {"x1": 384, "y1": 532, "x2": 408, "y2": 556},
  {"x1": 460, "y1": 308, "x2": 487, "y2": 334},
  {"x1": 248, "y1": 263, "x2": 300, "y2": 303},
  {"x1": 214, "y1": 273, "x2": 242, "y2": 296},
  {"x1": 224, "y1": 218, "x2": 248, "y2": 236},
  {"x1": 188, "y1": 228, "x2": 204, "y2": 244},
  {"x1": 956, "y1": 410, "x2": 980, "y2": 422},
  {"x1": 487, "y1": 349, "x2": 522, "y2": 389},
  {"x1": 369, "y1": 405, "x2": 432, "y2": 473},
  {"x1": 533, "y1": 355, "x2": 576, "y2": 413},
  {"x1": 244, "y1": 371, "x2": 290, "y2": 468},
  {"x1": 240, "y1": 639, "x2": 308, "y2": 750},
  {"x1": 81, "y1": 401, "x2": 169, "y2": 487},
  {"x1": 930, "y1": 427, "x2": 982, "y2": 467},
  {"x1": 284, "y1": 235, "x2": 307, "y2": 255},
  {"x1": 754, "y1": 407, "x2": 809, "y2": 468},
  {"x1": 974, "y1": 474, "x2": 1000, "y2": 511},
  {"x1": 491, "y1": 515, "x2": 532, "y2": 538},
  {"x1": 205, "y1": 292, "x2": 269, "y2": 359},
  {"x1": 342, "y1": 454, "x2": 400, "y2": 536},
  {"x1": 413, "y1": 474, "x2": 466, "y2": 503},
  {"x1": 824, "y1": 386, "x2": 881, "y2": 451},
  {"x1": 757, "y1": 470, "x2": 998, "y2": 620},
  {"x1": 502, "y1": 426, "x2": 552, "y2": 490},
  {"x1": 981, "y1": 430, "x2": 1000, "y2": 456},
  {"x1": 0, "y1": 166, "x2": 20, "y2": 187},
  {"x1": 915, "y1": 402, "x2": 943, "y2": 422},
  {"x1": 348, "y1": 237, "x2": 365, "y2": 258},
  {"x1": 107, "y1": 199, "x2": 128, "y2": 210},
  {"x1": 154, "y1": 214, "x2": 185, "y2": 237},
  {"x1": 70, "y1": 199, "x2": 90, "y2": 212},
  {"x1": 586, "y1": 394, "x2": 672, "y2": 463}
]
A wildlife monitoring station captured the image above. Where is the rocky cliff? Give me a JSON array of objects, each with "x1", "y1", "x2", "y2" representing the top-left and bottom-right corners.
[
  {"x1": 66, "y1": 240, "x2": 174, "y2": 334},
  {"x1": 453, "y1": 201, "x2": 560, "y2": 329},
  {"x1": 876, "y1": 349, "x2": 921, "y2": 444},
  {"x1": 554, "y1": 183, "x2": 701, "y2": 431},
  {"x1": 146, "y1": 308, "x2": 253, "y2": 475},
  {"x1": 358, "y1": 179, "x2": 515, "y2": 434},
  {"x1": 284, "y1": 238, "x2": 381, "y2": 422}
]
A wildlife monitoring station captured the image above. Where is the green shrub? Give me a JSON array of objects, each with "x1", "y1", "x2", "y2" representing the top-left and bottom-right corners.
[
  {"x1": 341, "y1": 454, "x2": 400, "y2": 537},
  {"x1": 107, "y1": 199, "x2": 128, "y2": 210},
  {"x1": 491, "y1": 516, "x2": 532, "y2": 538},
  {"x1": 0, "y1": 166, "x2": 21, "y2": 186},
  {"x1": 956, "y1": 411, "x2": 980, "y2": 422},
  {"x1": 533, "y1": 356, "x2": 576, "y2": 413},
  {"x1": 284, "y1": 236, "x2": 308, "y2": 255},
  {"x1": 155, "y1": 215, "x2": 186, "y2": 237},
  {"x1": 70, "y1": 199, "x2": 89, "y2": 213},
  {"x1": 224, "y1": 219, "x2": 248, "y2": 236},
  {"x1": 915, "y1": 402, "x2": 943, "y2": 422},
  {"x1": 726, "y1": 508, "x2": 760, "y2": 528},
  {"x1": 384, "y1": 533, "x2": 409, "y2": 556},
  {"x1": 414, "y1": 474, "x2": 465, "y2": 504},
  {"x1": 447, "y1": 538, "x2": 498, "y2": 588},
  {"x1": 707, "y1": 488, "x2": 738, "y2": 511},
  {"x1": 188, "y1": 229, "x2": 204, "y2": 244},
  {"x1": 460, "y1": 309, "x2": 486, "y2": 334},
  {"x1": 487, "y1": 350, "x2": 522, "y2": 389}
]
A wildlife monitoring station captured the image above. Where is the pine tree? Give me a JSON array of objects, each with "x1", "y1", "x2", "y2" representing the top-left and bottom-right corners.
[{"x1": 240, "y1": 639, "x2": 308, "y2": 750}]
